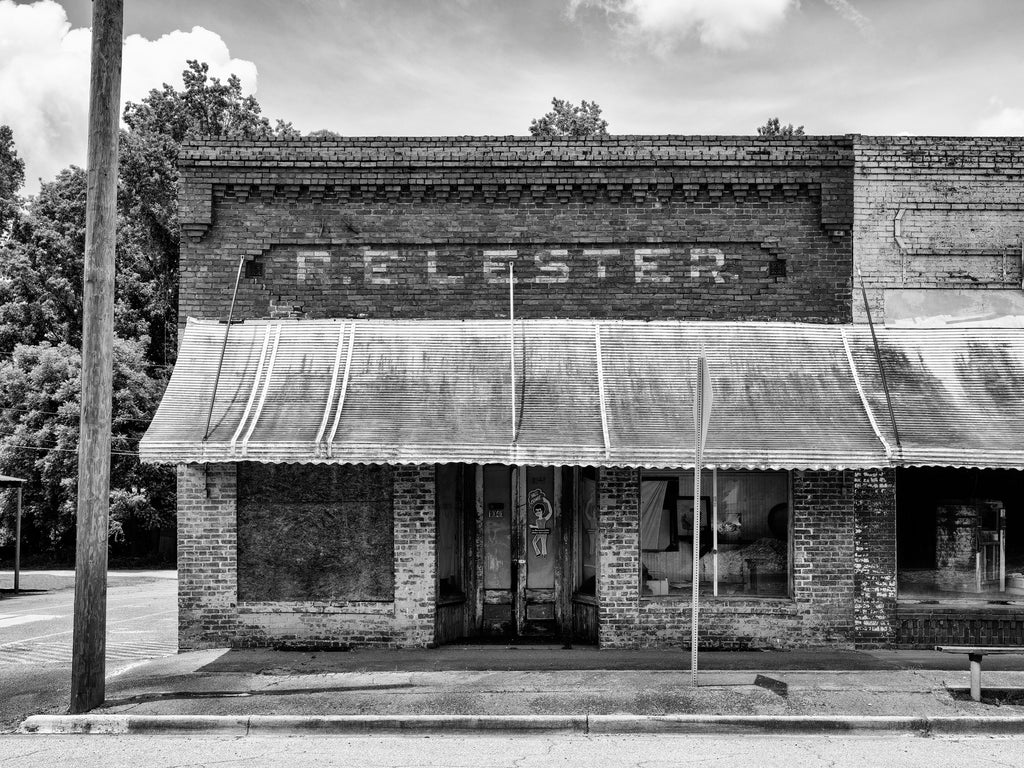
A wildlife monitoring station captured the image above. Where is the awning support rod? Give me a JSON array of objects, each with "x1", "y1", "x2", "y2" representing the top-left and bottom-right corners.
[
  {"x1": 840, "y1": 326, "x2": 892, "y2": 459},
  {"x1": 858, "y1": 268, "x2": 902, "y2": 450},
  {"x1": 203, "y1": 254, "x2": 246, "y2": 441},
  {"x1": 594, "y1": 324, "x2": 610, "y2": 459},
  {"x1": 509, "y1": 262, "x2": 517, "y2": 445}
]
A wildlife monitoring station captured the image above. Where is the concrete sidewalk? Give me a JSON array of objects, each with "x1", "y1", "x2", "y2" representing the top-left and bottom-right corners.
[{"x1": 19, "y1": 646, "x2": 1024, "y2": 735}]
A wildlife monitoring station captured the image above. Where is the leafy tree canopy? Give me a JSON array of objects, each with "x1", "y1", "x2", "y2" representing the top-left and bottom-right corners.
[
  {"x1": 0, "y1": 338, "x2": 170, "y2": 559},
  {"x1": 757, "y1": 117, "x2": 805, "y2": 137},
  {"x1": 0, "y1": 60, "x2": 297, "y2": 562},
  {"x1": 0, "y1": 124, "x2": 25, "y2": 236},
  {"x1": 118, "y1": 60, "x2": 299, "y2": 366},
  {"x1": 529, "y1": 98, "x2": 609, "y2": 138}
]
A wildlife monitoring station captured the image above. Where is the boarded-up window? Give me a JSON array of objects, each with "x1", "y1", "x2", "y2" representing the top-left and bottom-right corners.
[{"x1": 237, "y1": 464, "x2": 394, "y2": 601}]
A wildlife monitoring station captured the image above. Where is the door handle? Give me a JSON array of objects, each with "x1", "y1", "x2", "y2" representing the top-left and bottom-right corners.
[{"x1": 517, "y1": 558, "x2": 527, "y2": 564}]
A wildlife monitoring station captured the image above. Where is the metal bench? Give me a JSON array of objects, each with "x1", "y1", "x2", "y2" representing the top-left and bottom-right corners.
[{"x1": 935, "y1": 645, "x2": 1024, "y2": 702}]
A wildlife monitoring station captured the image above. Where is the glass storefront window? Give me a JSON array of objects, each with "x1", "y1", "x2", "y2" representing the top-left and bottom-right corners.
[
  {"x1": 576, "y1": 468, "x2": 598, "y2": 596},
  {"x1": 897, "y1": 468, "x2": 1024, "y2": 600},
  {"x1": 436, "y1": 464, "x2": 467, "y2": 600},
  {"x1": 640, "y1": 470, "x2": 790, "y2": 598}
]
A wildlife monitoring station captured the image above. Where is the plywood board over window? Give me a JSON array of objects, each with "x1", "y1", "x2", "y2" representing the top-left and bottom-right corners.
[{"x1": 236, "y1": 463, "x2": 394, "y2": 602}]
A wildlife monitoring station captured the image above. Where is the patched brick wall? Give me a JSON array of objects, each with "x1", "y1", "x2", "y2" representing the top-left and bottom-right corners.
[
  {"x1": 178, "y1": 462, "x2": 436, "y2": 649},
  {"x1": 790, "y1": 470, "x2": 856, "y2": 645},
  {"x1": 853, "y1": 469, "x2": 897, "y2": 646},
  {"x1": 853, "y1": 137, "x2": 1024, "y2": 323},
  {"x1": 598, "y1": 468, "x2": 896, "y2": 650},
  {"x1": 392, "y1": 464, "x2": 437, "y2": 647},
  {"x1": 597, "y1": 467, "x2": 640, "y2": 648},
  {"x1": 177, "y1": 463, "x2": 238, "y2": 650},
  {"x1": 178, "y1": 137, "x2": 854, "y2": 327}
]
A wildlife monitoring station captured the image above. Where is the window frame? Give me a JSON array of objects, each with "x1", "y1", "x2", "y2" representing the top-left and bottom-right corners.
[{"x1": 639, "y1": 468, "x2": 793, "y2": 601}]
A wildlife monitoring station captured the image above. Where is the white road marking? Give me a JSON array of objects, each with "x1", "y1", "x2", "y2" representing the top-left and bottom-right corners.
[
  {"x1": 0, "y1": 638, "x2": 178, "y2": 666},
  {"x1": 0, "y1": 614, "x2": 60, "y2": 628},
  {"x1": 0, "y1": 609, "x2": 175, "y2": 648}
]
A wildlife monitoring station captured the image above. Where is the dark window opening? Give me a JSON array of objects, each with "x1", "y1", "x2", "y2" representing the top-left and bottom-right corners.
[
  {"x1": 897, "y1": 467, "x2": 1024, "y2": 600},
  {"x1": 576, "y1": 467, "x2": 598, "y2": 596}
]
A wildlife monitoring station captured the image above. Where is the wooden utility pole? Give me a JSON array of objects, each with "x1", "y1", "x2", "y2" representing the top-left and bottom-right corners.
[{"x1": 70, "y1": 0, "x2": 123, "y2": 714}]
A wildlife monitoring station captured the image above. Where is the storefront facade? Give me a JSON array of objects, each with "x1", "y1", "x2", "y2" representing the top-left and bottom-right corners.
[{"x1": 142, "y1": 136, "x2": 1024, "y2": 651}]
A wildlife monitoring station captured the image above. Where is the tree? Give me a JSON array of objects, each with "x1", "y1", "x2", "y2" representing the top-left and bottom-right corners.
[
  {"x1": 0, "y1": 125, "x2": 25, "y2": 237},
  {"x1": 0, "y1": 167, "x2": 162, "y2": 358},
  {"x1": 0, "y1": 60, "x2": 298, "y2": 562},
  {"x1": 757, "y1": 117, "x2": 805, "y2": 137},
  {"x1": 0, "y1": 339, "x2": 171, "y2": 561},
  {"x1": 529, "y1": 98, "x2": 609, "y2": 138},
  {"x1": 118, "y1": 60, "x2": 298, "y2": 367}
]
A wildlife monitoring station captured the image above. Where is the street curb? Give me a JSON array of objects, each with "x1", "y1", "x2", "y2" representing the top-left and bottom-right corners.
[{"x1": 18, "y1": 713, "x2": 1024, "y2": 736}]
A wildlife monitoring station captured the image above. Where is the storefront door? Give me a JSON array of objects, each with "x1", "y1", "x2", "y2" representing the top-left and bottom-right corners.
[{"x1": 481, "y1": 465, "x2": 565, "y2": 639}]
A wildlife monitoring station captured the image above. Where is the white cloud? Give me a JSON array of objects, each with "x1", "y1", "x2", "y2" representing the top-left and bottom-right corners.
[
  {"x1": 976, "y1": 105, "x2": 1024, "y2": 136},
  {"x1": 820, "y1": 0, "x2": 874, "y2": 38},
  {"x1": 0, "y1": 0, "x2": 258, "y2": 194},
  {"x1": 569, "y1": 0, "x2": 796, "y2": 52}
]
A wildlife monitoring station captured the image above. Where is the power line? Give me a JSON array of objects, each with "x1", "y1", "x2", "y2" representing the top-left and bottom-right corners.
[
  {"x1": 0, "y1": 404, "x2": 156, "y2": 424},
  {"x1": 0, "y1": 442, "x2": 141, "y2": 458}
]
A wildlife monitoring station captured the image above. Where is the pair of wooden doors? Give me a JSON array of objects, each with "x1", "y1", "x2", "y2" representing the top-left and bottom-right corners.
[
  {"x1": 435, "y1": 464, "x2": 597, "y2": 644},
  {"x1": 481, "y1": 465, "x2": 566, "y2": 639}
]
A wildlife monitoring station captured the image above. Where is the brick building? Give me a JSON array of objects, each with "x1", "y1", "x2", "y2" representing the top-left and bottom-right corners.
[{"x1": 141, "y1": 136, "x2": 1024, "y2": 651}]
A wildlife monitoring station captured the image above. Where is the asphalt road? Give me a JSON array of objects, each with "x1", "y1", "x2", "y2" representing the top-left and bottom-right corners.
[
  {"x1": 0, "y1": 733, "x2": 1021, "y2": 768},
  {"x1": 0, "y1": 571, "x2": 177, "y2": 732}
]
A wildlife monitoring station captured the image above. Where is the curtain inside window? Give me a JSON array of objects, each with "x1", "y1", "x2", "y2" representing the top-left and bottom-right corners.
[{"x1": 640, "y1": 480, "x2": 670, "y2": 551}]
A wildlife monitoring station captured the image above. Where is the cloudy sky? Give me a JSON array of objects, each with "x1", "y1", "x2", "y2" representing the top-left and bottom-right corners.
[{"x1": 3, "y1": 0, "x2": 1024, "y2": 193}]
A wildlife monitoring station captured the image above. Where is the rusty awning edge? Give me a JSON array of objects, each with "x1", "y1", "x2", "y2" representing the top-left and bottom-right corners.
[
  {"x1": 139, "y1": 441, "x2": 889, "y2": 470},
  {"x1": 139, "y1": 318, "x2": 1024, "y2": 470}
]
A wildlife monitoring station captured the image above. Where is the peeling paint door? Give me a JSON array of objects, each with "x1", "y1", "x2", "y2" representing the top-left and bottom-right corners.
[
  {"x1": 516, "y1": 466, "x2": 561, "y2": 637},
  {"x1": 479, "y1": 465, "x2": 565, "y2": 640}
]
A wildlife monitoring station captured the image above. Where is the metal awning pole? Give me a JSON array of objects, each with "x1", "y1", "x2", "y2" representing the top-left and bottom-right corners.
[
  {"x1": 712, "y1": 468, "x2": 718, "y2": 598},
  {"x1": 509, "y1": 262, "x2": 517, "y2": 444},
  {"x1": 202, "y1": 254, "x2": 247, "y2": 441},
  {"x1": 691, "y1": 452, "x2": 702, "y2": 686},
  {"x1": 690, "y1": 353, "x2": 713, "y2": 687},
  {"x1": 14, "y1": 486, "x2": 21, "y2": 593},
  {"x1": 858, "y1": 268, "x2": 901, "y2": 450}
]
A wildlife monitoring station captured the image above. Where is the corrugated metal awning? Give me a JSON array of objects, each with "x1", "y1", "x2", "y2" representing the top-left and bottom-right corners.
[
  {"x1": 845, "y1": 326, "x2": 1024, "y2": 468},
  {"x1": 140, "y1": 318, "x2": 1024, "y2": 470}
]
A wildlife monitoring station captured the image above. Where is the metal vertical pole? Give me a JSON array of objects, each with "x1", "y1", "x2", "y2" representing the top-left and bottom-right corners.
[
  {"x1": 690, "y1": 355, "x2": 713, "y2": 686},
  {"x1": 691, "y1": 457, "x2": 701, "y2": 685},
  {"x1": 690, "y1": 357, "x2": 706, "y2": 686},
  {"x1": 13, "y1": 487, "x2": 21, "y2": 593},
  {"x1": 71, "y1": 0, "x2": 122, "y2": 714},
  {"x1": 509, "y1": 262, "x2": 516, "y2": 444},
  {"x1": 712, "y1": 469, "x2": 718, "y2": 598}
]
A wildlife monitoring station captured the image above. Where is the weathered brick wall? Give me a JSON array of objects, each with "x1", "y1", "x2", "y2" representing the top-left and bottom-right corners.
[
  {"x1": 597, "y1": 467, "x2": 640, "y2": 648},
  {"x1": 853, "y1": 469, "x2": 897, "y2": 646},
  {"x1": 392, "y1": 464, "x2": 437, "y2": 647},
  {"x1": 789, "y1": 471, "x2": 856, "y2": 645},
  {"x1": 599, "y1": 469, "x2": 896, "y2": 649},
  {"x1": 178, "y1": 462, "x2": 436, "y2": 649},
  {"x1": 853, "y1": 137, "x2": 1024, "y2": 323},
  {"x1": 177, "y1": 463, "x2": 238, "y2": 650},
  {"x1": 178, "y1": 137, "x2": 854, "y2": 326}
]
